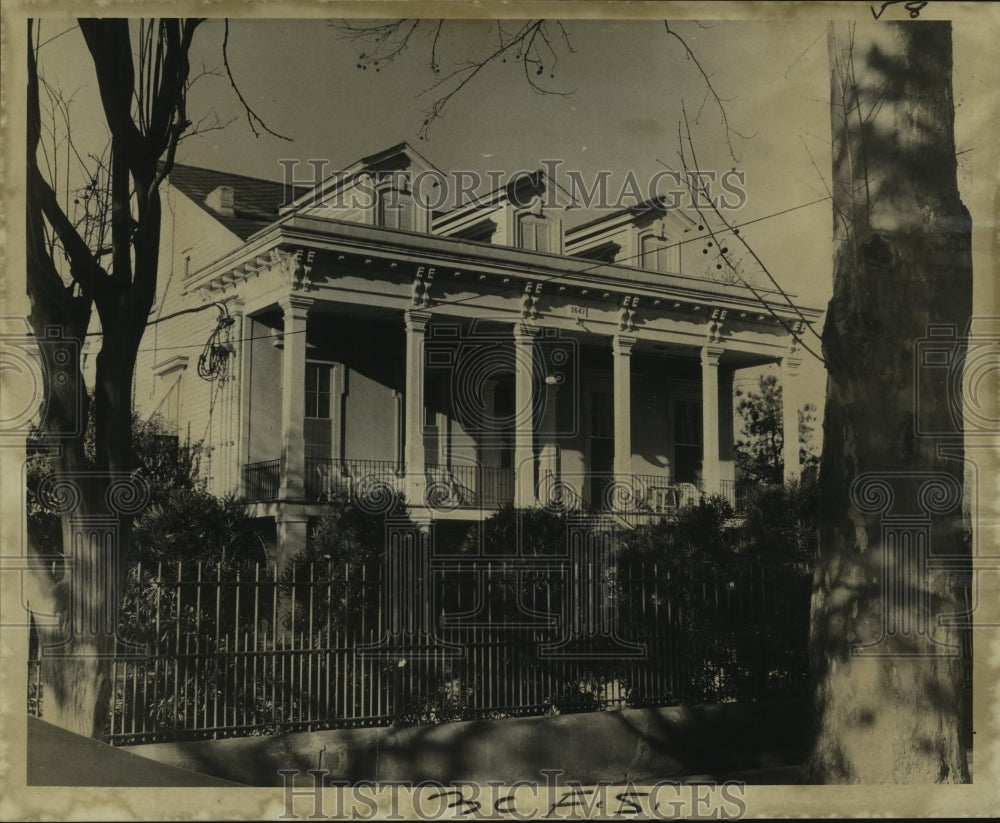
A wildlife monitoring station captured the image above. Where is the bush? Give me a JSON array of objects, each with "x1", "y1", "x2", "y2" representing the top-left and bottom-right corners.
[
  {"x1": 615, "y1": 485, "x2": 814, "y2": 705},
  {"x1": 131, "y1": 489, "x2": 266, "y2": 567},
  {"x1": 616, "y1": 494, "x2": 739, "y2": 571},
  {"x1": 25, "y1": 411, "x2": 206, "y2": 558},
  {"x1": 740, "y1": 476, "x2": 817, "y2": 570}
]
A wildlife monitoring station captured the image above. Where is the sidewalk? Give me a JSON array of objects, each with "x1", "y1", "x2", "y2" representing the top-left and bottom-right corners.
[{"x1": 27, "y1": 716, "x2": 241, "y2": 786}]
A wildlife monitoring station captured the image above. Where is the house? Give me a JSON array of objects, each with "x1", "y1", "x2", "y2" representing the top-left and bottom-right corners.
[{"x1": 134, "y1": 144, "x2": 822, "y2": 568}]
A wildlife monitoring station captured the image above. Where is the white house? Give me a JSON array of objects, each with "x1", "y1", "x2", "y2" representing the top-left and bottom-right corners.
[{"x1": 134, "y1": 143, "x2": 822, "y2": 567}]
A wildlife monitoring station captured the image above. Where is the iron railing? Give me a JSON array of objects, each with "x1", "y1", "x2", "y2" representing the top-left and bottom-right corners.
[
  {"x1": 250, "y1": 458, "x2": 761, "y2": 518},
  {"x1": 244, "y1": 459, "x2": 280, "y2": 502},
  {"x1": 32, "y1": 558, "x2": 811, "y2": 743},
  {"x1": 425, "y1": 464, "x2": 515, "y2": 510},
  {"x1": 304, "y1": 458, "x2": 402, "y2": 501},
  {"x1": 28, "y1": 557, "x2": 973, "y2": 745},
  {"x1": 718, "y1": 479, "x2": 766, "y2": 515}
]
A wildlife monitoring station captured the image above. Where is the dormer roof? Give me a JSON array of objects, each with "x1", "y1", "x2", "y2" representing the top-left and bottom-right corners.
[{"x1": 283, "y1": 142, "x2": 444, "y2": 213}]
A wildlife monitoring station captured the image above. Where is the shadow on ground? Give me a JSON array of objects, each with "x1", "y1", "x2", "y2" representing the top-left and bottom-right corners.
[{"x1": 116, "y1": 699, "x2": 811, "y2": 787}]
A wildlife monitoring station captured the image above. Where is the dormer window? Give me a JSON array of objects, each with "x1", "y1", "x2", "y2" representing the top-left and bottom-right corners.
[
  {"x1": 377, "y1": 187, "x2": 415, "y2": 231},
  {"x1": 518, "y1": 213, "x2": 551, "y2": 253},
  {"x1": 641, "y1": 233, "x2": 680, "y2": 273}
]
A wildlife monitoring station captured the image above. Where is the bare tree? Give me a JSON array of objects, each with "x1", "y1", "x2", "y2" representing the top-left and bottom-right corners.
[{"x1": 26, "y1": 18, "x2": 204, "y2": 737}]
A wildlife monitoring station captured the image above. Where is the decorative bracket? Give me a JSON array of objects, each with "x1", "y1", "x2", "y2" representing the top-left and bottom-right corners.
[
  {"x1": 273, "y1": 248, "x2": 316, "y2": 291},
  {"x1": 521, "y1": 281, "x2": 543, "y2": 319},
  {"x1": 412, "y1": 266, "x2": 436, "y2": 308},
  {"x1": 619, "y1": 295, "x2": 639, "y2": 332},
  {"x1": 786, "y1": 319, "x2": 806, "y2": 358},
  {"x1": 707, "y1": 308, "x2": 727, "y2": 343}
]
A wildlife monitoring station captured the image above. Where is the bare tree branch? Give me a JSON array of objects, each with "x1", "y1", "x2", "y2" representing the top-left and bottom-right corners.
[
  {"x1": 333, "y1": 19, "x2": 575, "y2": 140},
  {"x1": 222, "y1": 19, "x2": 292, "y2": 142},
  {"x1": 673, "y1": 105, "x2": 825, "y2": 361},
  {"x1": 663, "y1": 21, "x2": 756, "y2": 163}
]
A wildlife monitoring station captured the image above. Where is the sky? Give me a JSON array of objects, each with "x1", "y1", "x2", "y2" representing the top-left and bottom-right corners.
[{"x1": 28, "y1": 10, "x2": 999, "y2": 434}]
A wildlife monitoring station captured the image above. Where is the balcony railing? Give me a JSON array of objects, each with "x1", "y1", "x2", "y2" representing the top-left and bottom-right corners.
[
  {"x1": 305, "y1": 458, "x2": 403, "y2": 501},
  {"x1": 626, "y1": 474, "x2": 702, "y2": 513},
  {"x1": 598, "y1": 475, "x2": 761, "y2": 525},
  {"x1": 425, "y1": 464, "x2": 515, "y2": 510},
  {"x1": 718, "y1": 479, "x2": 763, "y2": 515},
  {"x1": 244, "y1": 459, "x2": 280, "y2": 502},
  {"x1": 247, "y1": 458, "x2": 515, "y2": 509},
  {"x1": 246, "y1": 458, "x2": 758, "y2": 517}
]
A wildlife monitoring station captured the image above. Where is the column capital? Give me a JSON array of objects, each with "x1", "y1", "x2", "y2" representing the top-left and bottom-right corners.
[
  {"x1": 512, "y1": 322, "x2": 541, "y2": 342},
  {"x1": 782, "y1": 354, "x2": 804, "y2": 373},
  {"x1": 701, "y1": 345, "x2": 725, "y2": 366},
  {"x1": 404, "y1": 308, "x2": 432, "y2": 333},
  {"x1": 278, "y1": 293, "x2": 314, "y2": 317},
  {"x1": 613, "y1": 334, "x2": 638, "y2": 358}
]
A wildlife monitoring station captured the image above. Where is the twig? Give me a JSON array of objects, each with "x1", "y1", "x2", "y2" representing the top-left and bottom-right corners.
[
  {"x1": 223, "y1": 19, "x2": 292, "y2": 141},
  {"x1": 675, "y1": 106, "x2": 826, "y2": 362},
  {"x1": 664, "y1": 21, "x2": 756, "y2": 163}
]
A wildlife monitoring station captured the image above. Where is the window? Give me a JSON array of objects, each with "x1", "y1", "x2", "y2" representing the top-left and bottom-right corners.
[
  {"x1": 377, "y1": 188, "x2": 414, "y2": 231},
  {"x1": 519, "y1": 214, "x2": 551, "y2": 252},
  {"x1": 641, "y1": 234, "x2": 680, "y2": 273},
  {"x1": 674, "y1": 399, "x2": 702, "y2": 445},
  {"x1": 305, "y1": 363, "x2": 331, "y2": 419},
  {"x1": 673, "y1": 399, "x2": 702, "y2": 484}
]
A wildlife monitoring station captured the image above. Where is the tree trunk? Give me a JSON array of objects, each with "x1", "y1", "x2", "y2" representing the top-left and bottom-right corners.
[
  {"x1": 26, "y1": 18, "x2": 194, "y2": 739},
  {"x1": 804, "y1": 21, "x2": 972, "y2": 783},
  {"x1": 36, "y1": 624, "x2": 116, "y2": 739}
]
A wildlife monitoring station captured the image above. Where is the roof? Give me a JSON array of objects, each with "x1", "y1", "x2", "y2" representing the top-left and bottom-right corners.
[
  {"x1": 565, "y1": 195, "x2": 668, "y2": 236},
  {"x1": 284, "y1": 141, "x2": 444, "y2": 212},
  {"x1": 165, "y1": 163, "x2": 302, "y2": 240}
]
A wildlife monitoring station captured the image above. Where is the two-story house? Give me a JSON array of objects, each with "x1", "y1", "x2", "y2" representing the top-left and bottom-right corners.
[{"x1": 134, "y1": 143, "x2": 822, "y2": 568}]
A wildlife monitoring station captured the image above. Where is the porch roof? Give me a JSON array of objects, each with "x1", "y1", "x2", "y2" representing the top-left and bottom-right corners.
[{"x1": 185, "y1": 209, "x2": 824, "y2": 326}]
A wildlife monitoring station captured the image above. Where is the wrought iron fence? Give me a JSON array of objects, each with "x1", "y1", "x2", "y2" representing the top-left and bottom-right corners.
[
  {"x1": 27, "y1": 557, "x2": 812, "y2": 744},
  {"x1": 26, "y1": 556, "x2": 973, "y2": 745}
]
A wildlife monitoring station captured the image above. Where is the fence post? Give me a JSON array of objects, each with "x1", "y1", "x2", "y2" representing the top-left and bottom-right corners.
[{"x1": 390, "y1": 658, "x2": 407, "y2": 726}]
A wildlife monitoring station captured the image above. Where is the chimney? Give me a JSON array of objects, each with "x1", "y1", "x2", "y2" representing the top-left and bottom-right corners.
[{"x1": 205, "y1": 185, "x2": 235, "y2": 217}]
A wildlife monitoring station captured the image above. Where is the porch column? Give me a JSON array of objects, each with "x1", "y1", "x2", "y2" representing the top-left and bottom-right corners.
[
  {"x1": 278, "y1": 294, "x2": 312, "y2": 500},
  {"x1": 513, "y1": 323, "x2": 539, "y2": 507},
  {"x1": 478, "y1": 379, "x2": 499, "y2": 470},
  {"x1": 782, "y1": 355, "x2": 803, "y2": 482},
  {"x1": 234, "y1": 301, "x2": 252, "y2": 498},
  {"x1": 276, "y1": 515, "x2": 308, "y2": 574},
  {"x1": 330, "y1": 364, "x2": 345, "y2": 463},
  {"x1": 613, "y1": 335, "x2": 637, "y2": 482},
  {"x1": 539, "y1": 378, "x2": 560, "y2": 488},
  {"x1": 701, "y1": 346, "x2": 724, "y2": 496},
  {"x1": 404, "y1": 309, "x2": 432, "y2": 505}
]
